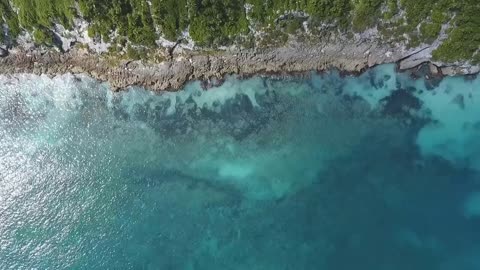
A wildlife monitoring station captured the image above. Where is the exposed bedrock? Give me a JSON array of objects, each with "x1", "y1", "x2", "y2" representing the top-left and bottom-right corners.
[{"x1": 0, "y1": 40, "x2": 478, "y2": 91}]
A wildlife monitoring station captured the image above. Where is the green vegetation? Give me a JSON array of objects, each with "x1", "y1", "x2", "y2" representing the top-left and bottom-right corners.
[
  {"x1": 188, "y1": 0, "x2": 249, "y2": 46},
  {"x1": 77, "y1": 0, "x2": 156, "y2": 46},
  {"x1": 420, "y1": 22, "x2": 441, "y2": 44},
  {"x1": 383, "y1": 0, "x2": 397, "y2": 20},
  {"x1": 32, "y1": 28, "x2": 54, "y2": 45},
  {"x1": 432, "y1": 0, "x2": 480, "y2": 63},
  {"x1": 12, "y1": 0, "x2": 76, "y2": 29},
  {"x1": 282, "y1": 18, "x2": 304, "y2": 35},
  {"x1": 0, "y1": 0, "x2": 478, "y2": 63},
  {"x1": 351, "y1": 0, "x2": 383, "y2": 32},
  {"x1": 0, "y1": 0, "x2": 21, "y2": 39},
  {"x1": 151, "y1": 0, "x2": 189, "y2": 41}
]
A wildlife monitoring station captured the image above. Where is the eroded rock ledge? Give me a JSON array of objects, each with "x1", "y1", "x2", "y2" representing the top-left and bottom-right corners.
[{"x1": 0, "y1": 39, "x2": 478, "y2": 91}]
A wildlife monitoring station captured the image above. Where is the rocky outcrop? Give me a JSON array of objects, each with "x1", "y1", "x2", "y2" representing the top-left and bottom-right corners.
[
  {"x1": 0, "y1": 38, "x2": 478, "y2": 91},
  {"x1": 0, "y1": 47, "x2": 8, "y2": 57}
]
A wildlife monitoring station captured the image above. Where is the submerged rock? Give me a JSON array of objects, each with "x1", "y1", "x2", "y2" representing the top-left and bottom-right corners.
[{"x1": 380, "y1": 89, "x2": 422, "y2": 118}]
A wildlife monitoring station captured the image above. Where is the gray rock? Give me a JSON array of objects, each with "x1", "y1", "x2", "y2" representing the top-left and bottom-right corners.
[
  {"x1": 428, "y1": 63, "x2": 440, "y2": 76},
  {"x1": 0, "y1": 34, "x2": 479, "y2": 92},
  {"x1": 0, "y1": 47, "x2": 8, "y2": 57}
]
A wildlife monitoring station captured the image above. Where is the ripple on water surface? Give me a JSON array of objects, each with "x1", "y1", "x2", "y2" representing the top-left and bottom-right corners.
[{"x1": 0, "y1": 65, "x2": 480, "y2": 269}]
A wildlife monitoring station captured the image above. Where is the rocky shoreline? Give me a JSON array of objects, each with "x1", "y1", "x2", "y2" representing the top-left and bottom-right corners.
[{"x1": 0, "y1": 38, "x2": 479, "y2": 92}]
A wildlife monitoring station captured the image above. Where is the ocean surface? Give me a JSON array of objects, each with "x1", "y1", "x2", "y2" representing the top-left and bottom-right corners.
[{"x1": 1, "y1": 64, "x2": 479, "y2": 269}]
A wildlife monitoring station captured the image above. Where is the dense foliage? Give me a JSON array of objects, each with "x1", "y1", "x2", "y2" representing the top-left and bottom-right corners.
[{"x1": 0, "y1": 0, "x2": 479, "y2": 62}]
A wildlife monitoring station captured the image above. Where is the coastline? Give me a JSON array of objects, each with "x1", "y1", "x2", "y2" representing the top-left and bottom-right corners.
[{"x1": 1, "y1": 38, "x2": 479, "y2": 92}]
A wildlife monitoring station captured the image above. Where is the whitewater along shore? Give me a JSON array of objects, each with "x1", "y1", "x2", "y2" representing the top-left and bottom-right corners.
[{"x1": 0, "y1": 38, "x2": 479, "y2": 91}]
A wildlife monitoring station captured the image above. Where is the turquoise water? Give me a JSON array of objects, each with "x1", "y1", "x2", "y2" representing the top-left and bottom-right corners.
[{"x1": 1, "y1": 64, "x2": 480, "y2": 269}]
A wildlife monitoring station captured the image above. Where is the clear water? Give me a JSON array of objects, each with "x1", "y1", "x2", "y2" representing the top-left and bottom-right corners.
[{"x1": 1, "y1": 64, "x2": 479, "y2": 269}]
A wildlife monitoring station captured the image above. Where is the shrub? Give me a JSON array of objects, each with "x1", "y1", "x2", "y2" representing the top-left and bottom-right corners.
[{"x1": 33, "y1": 28, "x2": 53, "y2": 45}]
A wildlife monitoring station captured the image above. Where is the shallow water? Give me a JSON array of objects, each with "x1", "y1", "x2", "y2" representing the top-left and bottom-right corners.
[{"x1": 0, "y1": 65, "x2": 479, "y2": 269}]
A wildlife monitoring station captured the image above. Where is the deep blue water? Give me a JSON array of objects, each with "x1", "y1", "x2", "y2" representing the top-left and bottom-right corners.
[{"x1": 1, "y1": 64, "x2": 480, "y2": 269}]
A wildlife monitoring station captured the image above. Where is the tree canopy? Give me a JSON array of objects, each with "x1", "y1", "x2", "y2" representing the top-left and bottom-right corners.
[{"x1": 0, "y1": 0, "x2": 478, "y2": 62}]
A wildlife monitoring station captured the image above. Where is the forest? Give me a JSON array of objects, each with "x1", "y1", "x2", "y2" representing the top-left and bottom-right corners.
[{"x1": 0, "y1": 0, "x2": 479, "y2": 63}]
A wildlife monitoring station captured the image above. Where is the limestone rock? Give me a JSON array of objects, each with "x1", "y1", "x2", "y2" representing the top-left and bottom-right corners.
[{"x1": 0, "y1": 37, "x2": 479, "y2": 92}]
